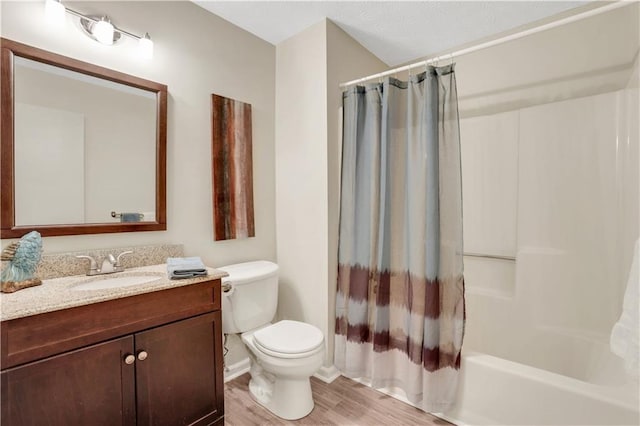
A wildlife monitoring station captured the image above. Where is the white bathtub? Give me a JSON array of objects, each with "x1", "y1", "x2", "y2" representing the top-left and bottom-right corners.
[
  {"x1": 452, "y1": 252, "x2": 640, "y2": 425},
  {"x1": 452, "y1": 277, "x2": 640, "y2": 426},
  {"x1": 443, "y1": 351, "x2": 639, "y2": 426}
]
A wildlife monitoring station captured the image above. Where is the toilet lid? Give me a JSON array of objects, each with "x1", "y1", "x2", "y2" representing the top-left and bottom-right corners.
[{"x1": 253, "y1": 320, "x2": 323, "y2": 355}]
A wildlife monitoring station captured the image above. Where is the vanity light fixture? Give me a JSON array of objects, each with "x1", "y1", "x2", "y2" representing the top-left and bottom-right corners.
[
  {"x1": 44, "y1": 0, "x2": 154, "y2": 59},
  {"x1": 138, "y1": 33, "x2": 154, "y2": 60},
  {"x1": 89, "y1": 16, "x2": 116, "y2": 46}
]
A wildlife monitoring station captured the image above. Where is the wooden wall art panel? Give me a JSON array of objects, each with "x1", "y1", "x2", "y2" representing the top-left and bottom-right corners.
[{"x1": 211, "y1": 94, "x2": 255, "y2": 241}]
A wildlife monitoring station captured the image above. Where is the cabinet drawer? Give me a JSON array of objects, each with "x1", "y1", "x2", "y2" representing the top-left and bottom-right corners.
[{"x1": 1, "y1": 279, "x2": 220, "y2": 369}]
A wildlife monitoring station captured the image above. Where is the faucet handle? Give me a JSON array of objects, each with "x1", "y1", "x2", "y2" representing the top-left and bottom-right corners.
[
  {"x1": 115, "y1": 251, "x2": 133, "y2": 267},
  {"x1": 76, "y1": 255, "x2": 98, "y2": 272}
]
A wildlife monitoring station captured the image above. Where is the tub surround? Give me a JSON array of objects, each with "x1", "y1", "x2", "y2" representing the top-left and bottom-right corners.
[
  {"x1": 454, "y1": 18, "x2": 639, "y2": 424},
  {"x1": 0, "y1": 263, "x2": 227, "y2": 321}
]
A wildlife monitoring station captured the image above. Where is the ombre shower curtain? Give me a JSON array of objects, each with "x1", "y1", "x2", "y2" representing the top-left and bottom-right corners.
[{"x1": 335, "y1": 65, "x2": 465, "y2": 413}]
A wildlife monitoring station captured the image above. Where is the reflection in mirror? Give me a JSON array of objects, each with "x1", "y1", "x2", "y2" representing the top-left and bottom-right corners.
[
  {"x1": 14, "y1": 57, "x2": 157, "y2": 226},
  {"x1": 1, "y1": 38, "x2": 167, "y2": 238}
]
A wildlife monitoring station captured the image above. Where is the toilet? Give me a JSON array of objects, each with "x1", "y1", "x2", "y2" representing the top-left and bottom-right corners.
[{"x1": 219, "y1": 260, "x2": 324, "y2": 420}]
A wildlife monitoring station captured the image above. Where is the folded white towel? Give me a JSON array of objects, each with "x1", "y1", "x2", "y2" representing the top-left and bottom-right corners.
[
  {"x1": 610, "y1": 239, "x2": 639, "y2": 382},
  {"x1": 167, "y1": 257, "x2": 208, "y2": 279}
]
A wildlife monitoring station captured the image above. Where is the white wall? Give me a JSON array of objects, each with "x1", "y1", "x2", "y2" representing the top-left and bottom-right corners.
[
  {"x1": 1, "y1": 1, "x2": 276, "y2": 268},
  {"x1": 274, "y1": 20, "x2": 328, "y2": 358},
  {"x1": 274, "y1": 19, "x2": 387, "y2": 368}
]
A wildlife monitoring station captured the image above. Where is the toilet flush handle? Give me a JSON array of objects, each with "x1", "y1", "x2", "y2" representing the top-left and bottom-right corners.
[{"x1": 222, "y1": 281, "x2": 234, "y2": 297}]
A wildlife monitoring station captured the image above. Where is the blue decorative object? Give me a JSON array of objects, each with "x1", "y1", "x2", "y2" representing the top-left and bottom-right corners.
[{"x1": 1, "y1": 231, "x2": 43, "y2": 293}]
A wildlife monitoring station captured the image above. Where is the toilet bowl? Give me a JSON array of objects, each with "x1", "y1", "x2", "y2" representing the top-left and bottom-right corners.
[
  {"x1": 241, "y1": 320, "x2": 324, "y2": 420},
  {"x1": 219, "y1": 261, "x2": 325, "y2": 420}
]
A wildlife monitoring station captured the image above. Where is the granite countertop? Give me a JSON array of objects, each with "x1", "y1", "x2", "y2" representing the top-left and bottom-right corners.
[{"x1": 0, "y1": 264, "x2": 228, "y2": 321}]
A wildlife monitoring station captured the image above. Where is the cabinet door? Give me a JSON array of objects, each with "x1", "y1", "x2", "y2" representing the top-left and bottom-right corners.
[
  {"x1": 135, "y1": 311, "x2": 224, "y2": 426},
  {"x1": 1, "y1": 336, "x2": 136, "y2": 426}
]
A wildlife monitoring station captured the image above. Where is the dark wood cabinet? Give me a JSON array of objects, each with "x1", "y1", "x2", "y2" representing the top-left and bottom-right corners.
[
  {"x1": 1, "y1": 336, "x2": 136, "y2": 426},
  {"x1": 0, "y1": 279, "x2": 224, "y2": 426},
  {"x1": 136, "y1": 312, "x2": 223, "y2": 426}
]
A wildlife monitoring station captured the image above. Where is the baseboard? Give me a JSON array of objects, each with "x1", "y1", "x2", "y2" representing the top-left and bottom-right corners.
[
  {"x1": 223, "y1": 357, "x2": 250, "y2": 383},
  {"x1": 314, "y1": 365, "x2": 341, "y2": 383}
]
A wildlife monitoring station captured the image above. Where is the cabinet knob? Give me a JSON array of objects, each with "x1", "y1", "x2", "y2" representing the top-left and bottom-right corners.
[
  {"x1": 137, "y1": 350, "x2": 148, "y2": 361},
  {"x1": 124, "y1": 354, "x2": 135, "y2": 365}
]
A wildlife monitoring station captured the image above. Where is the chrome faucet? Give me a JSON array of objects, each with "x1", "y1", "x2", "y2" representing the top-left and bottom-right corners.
[{"x1": 76, "y1": 251, "x2": 133, "y2": 276}]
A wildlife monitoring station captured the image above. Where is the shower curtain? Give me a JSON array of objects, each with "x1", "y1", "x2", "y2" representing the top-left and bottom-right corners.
[{"x1": 334, "y1": 64, "x2": 465, "y2": 413}]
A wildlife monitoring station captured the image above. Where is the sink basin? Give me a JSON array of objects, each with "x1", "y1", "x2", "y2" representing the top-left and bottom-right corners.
[{"x1": 72, "y1": 274, "x2": 163, "y2": 291}]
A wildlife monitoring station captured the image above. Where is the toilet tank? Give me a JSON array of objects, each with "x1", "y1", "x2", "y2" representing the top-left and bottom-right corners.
[{"x1": 219, "y1": 260, "x2": 278, "y2": 334}]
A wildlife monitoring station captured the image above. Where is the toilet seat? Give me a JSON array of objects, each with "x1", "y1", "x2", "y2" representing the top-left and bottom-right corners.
[{"x1": 253, "y1": 320, "x2": 323, "y2": 359}]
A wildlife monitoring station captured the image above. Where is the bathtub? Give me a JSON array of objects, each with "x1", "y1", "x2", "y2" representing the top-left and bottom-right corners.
[
  {"x1": 448, "y1": 237, "x2": 640, "y2": 425},
  {"x1": 448, "y1": 274, "x2": 640, "y2": 425},
  {"x1": 442, "y1": 351, "x2": 640, "y2": 426}
]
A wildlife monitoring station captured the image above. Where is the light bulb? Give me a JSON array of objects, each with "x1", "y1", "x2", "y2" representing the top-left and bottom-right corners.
[
  {"x1": 138, "y1": 33, "x2": 154, "y2": 60},
  {"x1": 45, "y1": 0, "x2": 65, "y2": 24},
  {"x1": 93, "y1": 17, "x2": 114, "y2": 45}
]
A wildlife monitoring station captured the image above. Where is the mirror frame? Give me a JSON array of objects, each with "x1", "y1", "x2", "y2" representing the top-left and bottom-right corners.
[{"x1": 1, "y1": 38, "x2": 167, "y2": 238}]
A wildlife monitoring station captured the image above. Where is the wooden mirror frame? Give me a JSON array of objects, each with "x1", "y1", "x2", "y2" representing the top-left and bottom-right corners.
[{"x1": 0, "y1": 38, "x2": 167, "y2": 238}]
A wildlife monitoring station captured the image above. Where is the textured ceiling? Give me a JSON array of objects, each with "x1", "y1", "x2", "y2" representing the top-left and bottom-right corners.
[{"x1": 195, "y1": 1, "x2": 589, "y2": 66}]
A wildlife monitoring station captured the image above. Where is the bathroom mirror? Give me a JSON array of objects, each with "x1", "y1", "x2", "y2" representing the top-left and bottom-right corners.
[{"x1": 0, "y1": 38, "x2": 167, "y2": 238}]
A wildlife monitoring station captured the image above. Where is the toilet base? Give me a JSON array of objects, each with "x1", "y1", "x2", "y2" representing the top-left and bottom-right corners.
[{"x1": 247, "y1": 362, "x2": 315, "y2": 420}]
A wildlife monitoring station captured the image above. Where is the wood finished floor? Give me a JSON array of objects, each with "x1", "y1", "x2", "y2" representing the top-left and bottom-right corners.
[{"x1": 224, "y1": 374, "x2": 453, "y2": 425}]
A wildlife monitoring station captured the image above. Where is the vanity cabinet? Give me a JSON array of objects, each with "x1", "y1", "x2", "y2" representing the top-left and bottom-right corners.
[{"x1": 0, "y1": 279, "x2": 224, "y2": 426}]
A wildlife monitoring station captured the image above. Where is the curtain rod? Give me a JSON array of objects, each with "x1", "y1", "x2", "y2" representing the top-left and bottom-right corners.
[{"x1": 339, "y1": 1, "x2": 630, "y2": 88}]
